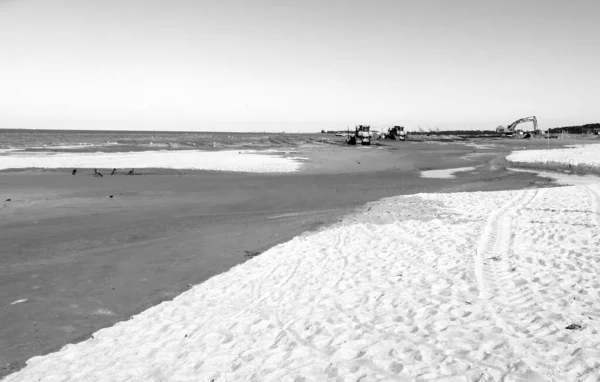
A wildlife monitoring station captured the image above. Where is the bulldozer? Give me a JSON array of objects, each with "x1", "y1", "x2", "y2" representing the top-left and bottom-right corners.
[
  {"x1": 496, "y1": 116, "x2": 540, "y2": 138},
  {"x1": 346, "y1": 125, "x2": 372, "y2": 146},
  {"x1": 384, "y1": 126, "x2": 407, "y2": 141}
]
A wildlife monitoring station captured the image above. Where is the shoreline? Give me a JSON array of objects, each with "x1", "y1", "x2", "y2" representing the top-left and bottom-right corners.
[{"x1": 507, "y1": 161, "x2": 600, "y2": 177}]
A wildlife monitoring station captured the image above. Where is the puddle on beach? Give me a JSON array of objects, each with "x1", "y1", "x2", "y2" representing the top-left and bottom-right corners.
[{"x1": 420, "y1": 166, "x2": 477, "y2": 179}]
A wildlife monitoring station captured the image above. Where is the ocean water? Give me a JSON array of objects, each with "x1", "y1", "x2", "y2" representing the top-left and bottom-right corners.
[{"x1": 0, "y1": 129, "x2": 334, "y2": 153}]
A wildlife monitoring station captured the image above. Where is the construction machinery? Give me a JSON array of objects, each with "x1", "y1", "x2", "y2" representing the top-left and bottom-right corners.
[
  {"x1": 384, "y1": 126, "x2": 407, "y2": 141},
  {"x1": 347, "y1": 125, "x2": 372, "y2": 145},
  {"x1": 496, "y1": 116, "x2": 540, "y2": 137}
]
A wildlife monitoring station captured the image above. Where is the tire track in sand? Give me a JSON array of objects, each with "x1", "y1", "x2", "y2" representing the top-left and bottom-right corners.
[
  {"x1": 473, "y1": 188, "x2": 564, "y2": 378},
  {"x1": 475, "y1": 189, "x2": 540, "y2": 302},
  {"x1": 473, "y1": 187, "x2": 598, "y2": 379},
  {"x1": 585, "y1": 184, "x2": 600, "y2": 229}
]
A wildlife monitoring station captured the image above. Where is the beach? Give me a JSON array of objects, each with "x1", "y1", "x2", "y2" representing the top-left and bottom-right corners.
[
  {"x1": 1, "y1": 134, "x2": 600, "y2": 380},
  {"x1": 4, "y1": 0, "x2": 600, "y2": 378},
  {"x1": 7, "y1": 181, "x2": 600, "y2": 381}
]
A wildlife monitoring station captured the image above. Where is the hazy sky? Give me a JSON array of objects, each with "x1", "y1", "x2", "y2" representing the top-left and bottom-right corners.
[{"x1": 1, "y1": 0, "x2": 599, "y2": 131}]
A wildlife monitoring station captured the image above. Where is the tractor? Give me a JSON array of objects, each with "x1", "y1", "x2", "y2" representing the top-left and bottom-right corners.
[
  {"x1": 385, "y1": 126, "x2": 407, "y2": 141},
  {"x1": 347, "y1": 125, "x2": 372, "y2": 145}
]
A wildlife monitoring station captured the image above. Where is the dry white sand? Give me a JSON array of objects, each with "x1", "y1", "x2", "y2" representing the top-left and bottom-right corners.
[
  {"x1": 506, "y1": 144, "x2": 600, "y2": 169},
  {"x1": 6, "y1": 182, "x2": 600, "y2": 381},
  {"x1": 0, "y1": 150, "x2": 304, "y2": 173},
  {"x1": 5, "y1": 145, "x2": 600, "y2": 381}
]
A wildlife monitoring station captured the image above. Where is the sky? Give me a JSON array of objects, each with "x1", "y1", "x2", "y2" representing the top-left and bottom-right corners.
[{"x1": 1, "y1": 0, "x2": 599, "y2": 132}]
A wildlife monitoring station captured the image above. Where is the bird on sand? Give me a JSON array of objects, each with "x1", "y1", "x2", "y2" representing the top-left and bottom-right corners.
[
  {"x1": 111, "y1": 168, "x2": 116, "y2": 175},
  {"x1": 72, "y1": 169, "x2": 77, "y2": 175},
  {"x1": 128, "y1": 169, "x2": 134, "y2": 175}
]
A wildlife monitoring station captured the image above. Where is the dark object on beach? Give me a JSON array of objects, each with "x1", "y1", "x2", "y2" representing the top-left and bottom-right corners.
[
  {"x1": 347, "y1": 125, "x2": 372, "y2": 145},
  {"x1": 72, "y1": 169, "x2": 76, "y2": 175},
  {"x1": 111, "y1": 168, "x2": 116, "y2": 175},
  {"x1": 109, "y1": 195, "x2": 113, "y2": 198},
  {"x1": 128, "y1": 169, "x2": 134, "y2": 175},
  {"x1": 244, "y1": 250, "x2": 261, "y2": 258},
  {"x1": 94, "y1": 169, "x2": 103, "y2": 177},
  {"x1": 5, "y1": 199, "x2": 10, "y2": 202},
  {"x1": 566, "y1": 323, "x2": 582, "y2": 330}
]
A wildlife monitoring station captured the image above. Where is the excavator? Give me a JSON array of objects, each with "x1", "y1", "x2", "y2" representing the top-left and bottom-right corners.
[{"x1": 496, "y1": 116, "x2": 540, "y2": 138}]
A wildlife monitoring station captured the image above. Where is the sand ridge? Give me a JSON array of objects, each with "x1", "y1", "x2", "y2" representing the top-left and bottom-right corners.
[
  {"x1": 0, "y1": 150, "x2": 305, "y2": 173},
  {"x1": 506, "y1": 143, "x2": 600, "y2": 174}
]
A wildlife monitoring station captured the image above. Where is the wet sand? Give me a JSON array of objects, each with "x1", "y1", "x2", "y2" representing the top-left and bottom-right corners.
[{"x1": 0, "y1": 138, "x2": 580, "y2": 377}]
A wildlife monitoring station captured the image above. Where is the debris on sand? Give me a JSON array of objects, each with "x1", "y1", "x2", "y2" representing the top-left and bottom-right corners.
[
  {"x1": 565, "y1": 323, "x2": 583, "y2": 330},
  {"x1": 244, "y1": 250, "x2": 261, "y2": 258}
]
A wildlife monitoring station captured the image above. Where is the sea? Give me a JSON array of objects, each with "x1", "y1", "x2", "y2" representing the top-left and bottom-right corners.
[{"x1": 0, "y1": 129, "x2": 336, "y2": 153}]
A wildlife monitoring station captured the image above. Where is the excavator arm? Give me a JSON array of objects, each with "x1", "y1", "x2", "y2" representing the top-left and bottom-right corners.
[{"x1": 506, "y1": 116, "x2": 538, "y2": 133}]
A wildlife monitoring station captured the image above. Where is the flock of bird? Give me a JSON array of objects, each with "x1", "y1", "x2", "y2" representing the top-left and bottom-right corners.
[{"x1": 71, "y1": 168, "x2": 135, "y2": 176}]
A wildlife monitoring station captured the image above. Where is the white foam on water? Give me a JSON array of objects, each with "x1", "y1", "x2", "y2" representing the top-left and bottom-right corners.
[
  {"x1": 24, "y1": 143, "x2": 122, "y2": 150},
  {"x1": 0, "y1": 150, "x2": 304, "y2": 173}
]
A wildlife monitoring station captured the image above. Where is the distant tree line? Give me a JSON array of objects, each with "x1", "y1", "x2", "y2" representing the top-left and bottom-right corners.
[
  {"x1": 549, "y1": 123, "x2": 600, "y2": 134},
  {"x1": 409, "y1": 130, "x2": 497, "y2": 136}
]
